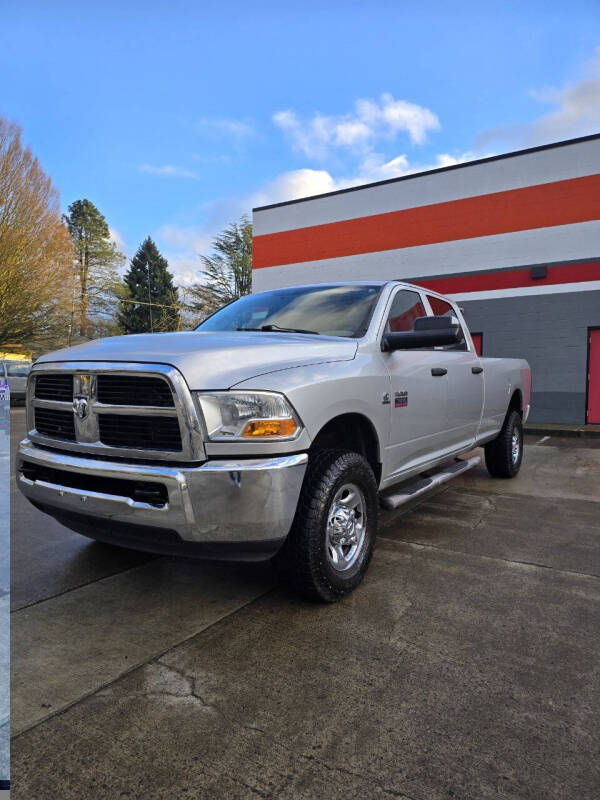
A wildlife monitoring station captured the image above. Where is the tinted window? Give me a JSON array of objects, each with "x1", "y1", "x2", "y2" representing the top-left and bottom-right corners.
[
  {"x1": 386, "y1": 290, "x2": 426, "y2": 332},
  {"x1": 197, "y1": 285, "x2": 382, "y2": 338},
  {"x1": 427, "y1": 296, "x2": 454, "y2": 316},
  {"x1": 426, "y1": 294, "x2": 467, "y2": 351},
  {"x1": 6, "y1": 362, "x2": 30, "y2": 377}
]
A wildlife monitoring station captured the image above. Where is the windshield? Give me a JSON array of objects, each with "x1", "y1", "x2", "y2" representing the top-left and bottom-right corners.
[{"x1": 196, "y1": 285, "x2": 382, "y2": 338}]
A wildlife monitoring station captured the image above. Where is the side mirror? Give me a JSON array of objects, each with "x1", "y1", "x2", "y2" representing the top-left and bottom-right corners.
[{"x1": 381, "y1": 315, "x2": 461, "y2": 351}]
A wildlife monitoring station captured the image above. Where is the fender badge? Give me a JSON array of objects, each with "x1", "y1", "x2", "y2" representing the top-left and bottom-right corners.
[{"x1": 395, "y1": 391, "x2": 408, "y2": 408}]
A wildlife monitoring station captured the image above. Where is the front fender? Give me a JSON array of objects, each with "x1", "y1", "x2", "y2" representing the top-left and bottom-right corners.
[{"x1": 231, "y1": 355, "x2": 391, "y2": 462}]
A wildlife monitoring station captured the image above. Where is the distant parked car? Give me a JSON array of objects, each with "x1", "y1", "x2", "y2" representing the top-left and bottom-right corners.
[{"x1": 1, "y1": 360, "x2": 31, "y2": 401}]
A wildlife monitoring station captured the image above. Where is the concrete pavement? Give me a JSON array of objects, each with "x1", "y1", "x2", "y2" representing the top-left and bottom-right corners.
[{"x1": 9, "y1": 408, "x2": 600, "y2": 799}]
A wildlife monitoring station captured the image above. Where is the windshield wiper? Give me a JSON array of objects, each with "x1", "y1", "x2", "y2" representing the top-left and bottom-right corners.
[{"x1": 236, "y1": 324, "x2": 319, "y2": 335}]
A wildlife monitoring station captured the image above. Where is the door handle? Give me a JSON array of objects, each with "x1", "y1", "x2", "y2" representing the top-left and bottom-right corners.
[
  {"x1": 472, "y1": 366, "x2": 483, "y2": 374},
  {"x1": 431, "y1": 368, "x2": 447, "y2": 376}
]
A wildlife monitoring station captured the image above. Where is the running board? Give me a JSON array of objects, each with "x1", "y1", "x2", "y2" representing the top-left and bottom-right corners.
[{"x1": 379, "y1": 455, "x2": 481, "y2": 510}]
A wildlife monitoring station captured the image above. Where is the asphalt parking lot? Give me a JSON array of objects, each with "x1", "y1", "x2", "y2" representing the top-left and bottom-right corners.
[{"x1": 9, "y1": 407, "x2": 600, "y2": 799}]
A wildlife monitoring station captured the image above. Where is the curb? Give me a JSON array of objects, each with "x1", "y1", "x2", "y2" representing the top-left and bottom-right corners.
[{"x1": 524, "y1": 424, "x2": 600, "y2": 439}]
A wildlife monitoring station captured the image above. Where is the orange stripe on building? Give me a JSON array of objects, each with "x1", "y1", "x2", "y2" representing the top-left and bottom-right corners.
[{"x1": 253, "y1": 174, "x2": 600, "y2": 269}]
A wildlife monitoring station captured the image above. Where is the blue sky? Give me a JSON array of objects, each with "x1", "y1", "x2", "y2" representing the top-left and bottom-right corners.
[{"x1": 2, "y1": 1, "x2": 599, "y2": 286}]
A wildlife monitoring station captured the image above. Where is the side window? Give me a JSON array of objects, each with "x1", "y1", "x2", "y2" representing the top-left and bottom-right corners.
[
  {"x1": 426, "y1": 294, "x2": 468, "y2": 351},
  {"x1": 386, "y1": 290, "x2": 427, "y2": 332},
  {"x1": 427, "y1": 296, "x2": 454, "y2": 317}
]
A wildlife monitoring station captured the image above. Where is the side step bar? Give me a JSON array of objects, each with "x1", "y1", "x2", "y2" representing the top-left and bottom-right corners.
[{"x1": 379, "y1": 455, "x2": 481, "y2": 510}]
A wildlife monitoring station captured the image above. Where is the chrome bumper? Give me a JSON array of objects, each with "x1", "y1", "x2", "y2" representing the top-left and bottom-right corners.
[{"x1": 16, "y1": 440, "x2": 307, "y2": 549}]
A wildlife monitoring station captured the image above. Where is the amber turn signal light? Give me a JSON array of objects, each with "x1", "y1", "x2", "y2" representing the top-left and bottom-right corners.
[{"x1": 241, "y1": 418, "x2": 298, "y2": 438}]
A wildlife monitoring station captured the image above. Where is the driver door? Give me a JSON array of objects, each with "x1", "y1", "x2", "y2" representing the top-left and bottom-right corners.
[{"x1": 381, "y1": 288, "x2": 451, "y2": 482}]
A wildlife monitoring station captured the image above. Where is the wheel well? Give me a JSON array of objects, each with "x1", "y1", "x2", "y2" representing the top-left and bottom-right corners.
[
  {"x1": 508, "y1": 389, "x2": 523, "y2": 417},
  {"x1": 311, "y1": 414, "x2": 381, "y2": 483}
]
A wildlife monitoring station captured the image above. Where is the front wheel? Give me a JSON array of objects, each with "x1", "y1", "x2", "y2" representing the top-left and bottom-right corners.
[
  {"x1": 484, "y1": 409, "x2": 523, "y2": 478},
  {"x1": 278, "y1": 449, "x2": 378, "y2": 602}
]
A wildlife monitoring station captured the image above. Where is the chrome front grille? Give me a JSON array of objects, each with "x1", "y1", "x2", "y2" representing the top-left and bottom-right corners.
[{"x1": 28, "y1": 362, "x2": 205, "y2": 462}]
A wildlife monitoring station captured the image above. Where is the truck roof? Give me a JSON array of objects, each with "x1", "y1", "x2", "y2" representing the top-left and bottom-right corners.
[{"x1": 253, "y1": 280, "x2": 452, "y2": 300}]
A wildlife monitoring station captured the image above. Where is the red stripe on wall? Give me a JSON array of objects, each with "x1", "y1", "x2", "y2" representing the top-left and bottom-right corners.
[
  {"x1": 414, "y1": 260, "x2": 600, "y2": 295},
  {"x1": 253, "y1": 174, "x2": 600, "y2": 269}
]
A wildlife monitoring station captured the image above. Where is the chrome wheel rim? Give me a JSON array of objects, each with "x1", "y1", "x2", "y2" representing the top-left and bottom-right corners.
[
  {"x1": 326, "y1": 483, "x2": 366, "y2": 572},
  {"x1": 511, "y1": 429, "x2": 521, "y2": 465}
]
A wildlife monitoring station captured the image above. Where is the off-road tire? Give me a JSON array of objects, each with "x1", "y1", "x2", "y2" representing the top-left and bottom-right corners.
[
  {"x1": 277, "y1": 449, "x2": 378, "y2": 602},
  {"x1": 484, "y1": 409, "x2": 523, "y2": 478}
]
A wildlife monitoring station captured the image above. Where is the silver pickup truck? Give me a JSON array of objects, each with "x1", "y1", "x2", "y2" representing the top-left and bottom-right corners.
[{"x1": 17, "y1": 282, "x2": 531, "y2": 601}]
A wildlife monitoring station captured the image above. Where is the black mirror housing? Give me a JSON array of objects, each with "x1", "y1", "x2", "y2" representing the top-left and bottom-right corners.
[
  {"x1": 413, "y1": 315, "x2": 458, "y2": 332},
  {"x1": 381, "y1": 316, "x2": 461, "y2": 351}
]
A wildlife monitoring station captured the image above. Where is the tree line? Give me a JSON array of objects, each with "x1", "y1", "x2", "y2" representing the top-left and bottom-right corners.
[{"x1": 0, "y1": 115, "x2": 252, "y2": 356}]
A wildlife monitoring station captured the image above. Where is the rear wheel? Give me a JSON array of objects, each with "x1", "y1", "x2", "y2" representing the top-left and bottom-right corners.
[
  {"x1": 278, "y1": 449, "x2": 378, "y2": 602},
  {"x1": 484, "y1": 409, "x2": 523, "y2": 478}
]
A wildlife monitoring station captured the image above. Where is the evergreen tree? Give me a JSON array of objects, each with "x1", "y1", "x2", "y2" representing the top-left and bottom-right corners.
[
  {"x1": 187, "y1": 214, "x2": 252, "y2": 319},
  {"x1": 64, "y1": 199, "x2": 125, "y2": 339},
  {"x1": 119, "y1": 237, "x2": 180, "y2": 333}
]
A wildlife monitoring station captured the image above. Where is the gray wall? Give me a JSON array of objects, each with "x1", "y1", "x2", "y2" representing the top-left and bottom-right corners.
[{"x1": 461, "y1": 290, "x2": 600, "y2": 424}]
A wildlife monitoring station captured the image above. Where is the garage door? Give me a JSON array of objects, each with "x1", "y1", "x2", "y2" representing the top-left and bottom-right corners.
[{"x1": 588, "y1": 329, "x2": 600, "y2": 424}]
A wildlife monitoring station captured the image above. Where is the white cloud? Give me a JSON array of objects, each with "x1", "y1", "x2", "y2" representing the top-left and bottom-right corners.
[
  {"x1": 109, "y1": 227, "x2": 125, "y2": 249},
  {"x1": 250, "y1": 168, "x2": 339, "y2": 206},
  {"x1": 156, "y1": 224, "x2": 214, "y2": 253},
  {"x1": 476, "y1": 47, "x2": 600, "y2": 150},
  {"x1": 273, "y1": 93, "x2": 440, "y2": 160},
  {"x1": 155, "y1": 224, "x2": 215, "y2": 286},
  {"x1": 195, "y1": 118, "x2": 255, "y2": 138},
  {"x1": 138, "y1": 163, "x2": 200, "y2": 179},
  {"x1": 250, "y1": 150, "x2": 478, "y2": 209}
]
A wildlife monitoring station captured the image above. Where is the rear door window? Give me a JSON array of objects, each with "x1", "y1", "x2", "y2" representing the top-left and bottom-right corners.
[{"x1": 427, "y1": 296, "x2": 455, "y2": 317}]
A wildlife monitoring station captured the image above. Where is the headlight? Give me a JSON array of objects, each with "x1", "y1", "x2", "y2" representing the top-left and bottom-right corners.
[{"x1": 195, "y1": 391, "x2": 302, "y2": 441}]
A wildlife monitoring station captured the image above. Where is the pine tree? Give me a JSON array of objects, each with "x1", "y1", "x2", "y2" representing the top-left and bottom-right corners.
[
  {"x1": 119, "y1": 237, "x2": 180, "y2": 334},
  {"x1": 187, "y1": 215, "x2": 252, "y2": 319},
  {"x1": 64, "y1": 199, "x2": 125, "y2": 339}
]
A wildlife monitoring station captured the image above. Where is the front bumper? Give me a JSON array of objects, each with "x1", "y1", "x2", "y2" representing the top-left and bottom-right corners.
[{"x1": 16, "y1": 440, "x2": 308, "y2": 559}]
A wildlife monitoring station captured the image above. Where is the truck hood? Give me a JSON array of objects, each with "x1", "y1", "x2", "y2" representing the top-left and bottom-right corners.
[{"x1": 36, "y1": 331, "x2": 358, "y2": 389}]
